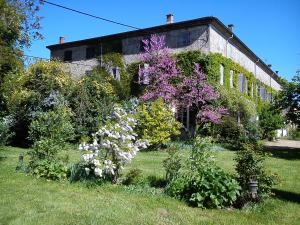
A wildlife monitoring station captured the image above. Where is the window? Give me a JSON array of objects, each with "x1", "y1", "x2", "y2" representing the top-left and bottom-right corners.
[
  {"x1": 238, "y1": 74, "x2": 248, "y2": 93},
  {"x1": 238, "y1": 74, "x2": 244, "y2": 92},
  {"x1": 220, "y1": 64, "x2": 224, "y2": 85},
  {"x1": 86, "y1": 47, "x2": 96, "y2": 59},
  {"x1": 138, "y1": 63, "x2": 149, "y2": 85},
  {"x1": 256, "y1": 81, "x2": 261, "y2": 98},
  {"x1": 260, "y1": 86, "x2": 266, "y2": 100},
  {"x1": 229, "y1": 70, "x2": 234, "y2": 88},
  {"x1": 139, "y1": 36, "x2": 151, "y2": 52},
  {"x1": 177, "y1": 32, "x2": 190, "y2": 47},
  {"x1": 111, "y1": 67, "x2": 120, "y2": 81},
  {"x1": 63, "y1": 50, "x2": 72, "y2": 61}
]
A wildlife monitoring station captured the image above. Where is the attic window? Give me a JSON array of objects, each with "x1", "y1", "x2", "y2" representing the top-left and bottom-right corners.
[
  {"x1": 86, "y1": 47, "x2": 96, "y2": 59},
  {"x1": 177, "y1": 32, "x2": 190, "y2": 47},
  {"x1": 63, "y1": 50, "x2": 72, "y2": 62}
]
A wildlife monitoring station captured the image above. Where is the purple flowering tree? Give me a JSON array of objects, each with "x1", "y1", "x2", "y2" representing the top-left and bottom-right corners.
[
  {"x1": 138, "y1": 34, "x2": 227, "y2": 132},
  {"x1": 178, "y1": 63, "x2": 227, "y2": 125},
  {"x1": 138, "y1": 34, "x2": 179, "y2": 103}
]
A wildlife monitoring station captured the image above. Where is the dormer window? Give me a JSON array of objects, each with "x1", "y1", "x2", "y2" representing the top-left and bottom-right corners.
[{"x1": 63, "y1": 50, "x2": 72, "y2": 62}]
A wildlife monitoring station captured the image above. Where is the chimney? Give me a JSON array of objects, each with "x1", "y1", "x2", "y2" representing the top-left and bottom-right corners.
[
  {"x1": 166, "y1": 14, "x2": 174, "y2": 24},
  {"x1": 228, "y1": 24, "x2": 234, "y2": 32},
  {"x1": 59, "y1": 36, "x2": 65, "y2": 44}
]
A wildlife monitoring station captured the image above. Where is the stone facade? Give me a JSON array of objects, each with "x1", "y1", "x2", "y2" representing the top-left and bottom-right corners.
[
  {"x1": 50, "y1": 45, "x2": 99, "y2": 80},
  {"x1": 47, "y1": 17, "x2": 281, "y2": 91},
  {"x1": 122, "y1": 25, "x2": 210, "y2": 64},
  {"x1": 209, "y1": 25, "x2": 280, "y2": 90}
]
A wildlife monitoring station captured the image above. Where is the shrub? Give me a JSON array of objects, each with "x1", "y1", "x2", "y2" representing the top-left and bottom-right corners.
[
  {"x1": 122, "y1": 168, "x2": 144, "y2": 185},
  {"x1": 32, "y1": 159, "x2": 67, "y2": 180},
  {"x1": 165, "y1": 137, "x2": 240, "y2": 208},
  {"x1": 163, "y1": 145, "x2": 183, "y2": 182},
  {"x1": 29, "y1": 106, "x2": 75, "y2": 146},
  {"x1": 78, "y1": 105, "x2": 148, "y2": 183},
  {"x1": 28, "y1": 138, "x2": 68, "y2": 180},
  {"x1": 27, "y1": 105, "x2": 73, "y2": 180},
  {"x1": 135, "y1": 98, "x2": 181, "y2": 148},
  {"x1": 167, "y1": 166, "x2": 240, "y2": 208},
  {"x1": 215, "y1": 116, "x2": 245, "y2": 148},
  {"x1": 289, "y1": 127, "x2": 300, "y2": 140},
  {"x1": 0, "y1": 116, "x2": 14, "y2": 146},
  {"x1": 69, "y1": 68, "x2": 118, "y2": 138},
  {"x1": 2, "y1": 60, "x2": 73, "y2": 146},
  {"x1": 235, "y1": 142, "x2": 278, "y2": 201}
]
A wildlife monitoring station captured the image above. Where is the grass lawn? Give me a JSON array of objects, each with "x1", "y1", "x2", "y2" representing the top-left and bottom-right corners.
[{"x1": 0, "y1": 144, "x2": 299, "y2": 225}]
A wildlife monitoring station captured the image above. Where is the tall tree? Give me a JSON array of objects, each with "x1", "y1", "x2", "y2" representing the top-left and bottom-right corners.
[
  {"x1": 275, "y1": 70, "x2": 300, "y2": 127},
  {"x1": 0, "y1": 0, "x2": 43, "y2": 115}
]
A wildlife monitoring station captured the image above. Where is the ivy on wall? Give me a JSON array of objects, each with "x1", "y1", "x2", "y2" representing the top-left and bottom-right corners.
[
  {"x1": 175, "y1": 51, "x2": 276, "y2": 101},
  {"x1": 126, "y1": 50, "x2": 277, "y2": 105},
  {"x1": 102, "y1": 53, "x2": 132, "y2": 100}
]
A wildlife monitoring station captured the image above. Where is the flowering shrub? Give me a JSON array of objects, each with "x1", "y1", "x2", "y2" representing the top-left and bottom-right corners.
[
  {"x1": 79, "y1": 105, "x2": 148, "y2": 183},
  {"x1": 135, "y1": 98, "x2": 181, "y2": 147},
  {"x1": 138, "y1": 35, "x2": 179, "y2": 103},
  {"x1": 177, "y1": 63, "x2": 227, "y2": 125}
]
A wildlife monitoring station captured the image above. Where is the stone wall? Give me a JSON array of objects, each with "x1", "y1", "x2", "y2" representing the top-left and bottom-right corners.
[
  {"x1": 50, "y1": 45, "x2": 99, "y2": 79},
  {"x1": 209, "y1": 25, "x2": 281, "y2": 90}
]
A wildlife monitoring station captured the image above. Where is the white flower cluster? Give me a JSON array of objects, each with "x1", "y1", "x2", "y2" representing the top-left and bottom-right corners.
[{"x1": 79, "y1": 105, "x2": 148, "y2": 180}]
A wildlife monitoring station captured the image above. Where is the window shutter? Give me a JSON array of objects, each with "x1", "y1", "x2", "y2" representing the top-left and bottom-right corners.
[
  {"x1": 220, "y1": 64, "x2": 224, "y2": 85},
  {"x1": 238, "y1": 74, "x2": 243, "y2": 92}
]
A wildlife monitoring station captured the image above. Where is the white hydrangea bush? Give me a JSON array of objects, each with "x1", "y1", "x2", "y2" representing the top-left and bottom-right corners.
[{"x1": 79, "y1": 105, "x2": 148, "y2": 183}]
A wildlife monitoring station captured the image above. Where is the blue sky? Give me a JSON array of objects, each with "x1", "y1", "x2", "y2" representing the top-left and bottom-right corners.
[{"x1": 26, "y1": 0, "x2": 300, "y2": 81}]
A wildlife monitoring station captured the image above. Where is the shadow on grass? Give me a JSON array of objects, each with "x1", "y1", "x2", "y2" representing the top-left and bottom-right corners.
[
  {"x1": 273, "y1": 189, "x2": 300, "y2": 204},
  {"x1": 264, "y1": 145, "x2": 300, "y2": 160}
]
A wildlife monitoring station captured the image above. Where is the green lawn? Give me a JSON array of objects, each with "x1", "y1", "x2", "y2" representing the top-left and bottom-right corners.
[{"x1": 0, "y1": 145, "x2": 299, "y2": 225}]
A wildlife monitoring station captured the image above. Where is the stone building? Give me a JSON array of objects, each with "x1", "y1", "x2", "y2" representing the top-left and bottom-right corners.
[{"x1": 47, "y1": 15, "x2": 281, "y2": 93}]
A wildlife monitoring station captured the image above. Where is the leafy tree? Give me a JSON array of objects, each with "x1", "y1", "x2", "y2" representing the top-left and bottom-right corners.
[
  {"x1": 0, "y1": 0, "x2": 43, "y2": 115},
  {"x1": 2, "y1": 60, "x2": 72, "y2": 146},
  {"x1": 275, "y1": 71, "x2": 300, "y2": 127},
  {"x1": 259, "y1": 103, "x2": 285, "y2": 140}
]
